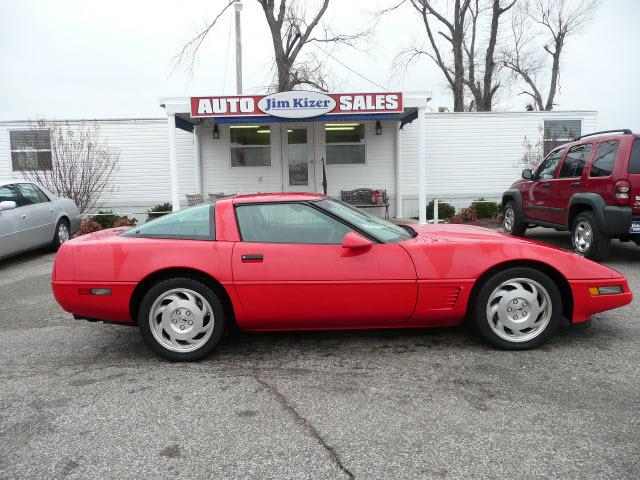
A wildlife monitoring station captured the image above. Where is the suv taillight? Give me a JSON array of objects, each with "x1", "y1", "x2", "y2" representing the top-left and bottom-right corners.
[{"x1": 614, "y1": 179, "x2": 631, "y2": 205}]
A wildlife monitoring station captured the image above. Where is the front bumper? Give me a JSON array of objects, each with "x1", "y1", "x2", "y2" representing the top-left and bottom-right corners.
[{"x1": 570, "y1": 277, "x2": 633, "y2": 323}]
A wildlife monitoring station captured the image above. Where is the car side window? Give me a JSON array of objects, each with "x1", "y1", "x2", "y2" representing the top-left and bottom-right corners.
[
  {"x1": 629, "y1": 139, "x2": 640, "y2": 174},
  {"x1": 590, "y1": 140, "x2": 619, "y2": 177},
  {"x1": 535, "y1": 149, "x2": 563, "y2": 180},
  {"x1": 16, "y1": 183, "x2": 44, "y2": 206},
  {"x1": 235, "y1": 203, "x2": 351, "y2": 244},
  {"x1": 121, "y1": 203, "x2": 213, "y2": 240},
  {"x1": 0, "y1": 184, "x2": 19, "y2": 203},
  {"x1": 32, "y1": 184, "x2": 50, "y2": 202},
  {"x1": 559, "y1": 144, "x2": 592, "y2": 178}
]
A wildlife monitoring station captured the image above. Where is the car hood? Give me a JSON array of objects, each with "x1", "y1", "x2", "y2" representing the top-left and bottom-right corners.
[{"x1": 410, "y1": 223, "x2": 519, "y2": 243}]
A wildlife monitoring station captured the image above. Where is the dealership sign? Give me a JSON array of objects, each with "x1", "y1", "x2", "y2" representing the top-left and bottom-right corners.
[{"x1": 190, "y1": 91, "x2": 403, "y2": 118}]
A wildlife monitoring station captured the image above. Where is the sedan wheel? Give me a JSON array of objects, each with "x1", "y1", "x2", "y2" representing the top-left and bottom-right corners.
[
  {"x1": 139, "y1": 278, "x2": 226, "y2": 361},
  {"x1": 51, "y1": 219, "x2": 70, "y2": 251},
  {"x1": 474, "y1": 267, "x2": 562, "y2": 349}
]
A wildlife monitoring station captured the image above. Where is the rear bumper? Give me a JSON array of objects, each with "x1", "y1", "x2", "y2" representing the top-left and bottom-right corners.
[
  {"x1": 570, "y1": 278, "x2": 633, "y2": 323},
  {"x1": 603, "y1": 206, "x2": 633, "y2": 236},
  {"x1": 52, "y1": 281, "x2": 136, "y2": 324}
]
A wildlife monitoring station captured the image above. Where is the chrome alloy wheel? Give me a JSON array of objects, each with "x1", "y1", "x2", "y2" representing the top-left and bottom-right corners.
[
  {"x1": 58, "y1": 222, "x2": 70, "y2": 243},
  {"x1": 486, "y1": 278, "x2": 552, "y2": 343},
  {"x1": 503, "y1": 207, "x2": 515, "y2": 233},
  {"x1": 573, "y1": 220, "x2": 593, "y2": 254},
  {"x1": 149, "y1": 288, "x2": 215, "y2": 353}
]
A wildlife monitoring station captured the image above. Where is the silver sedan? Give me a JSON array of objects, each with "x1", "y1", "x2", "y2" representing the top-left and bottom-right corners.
[{"x1": 0, "y1": 181, "x2": 81, "y2": 260}]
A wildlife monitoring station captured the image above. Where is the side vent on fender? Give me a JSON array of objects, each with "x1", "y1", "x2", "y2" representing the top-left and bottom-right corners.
[{"x1": 443, "y1": 287, "x2": 462, "y2": 309}]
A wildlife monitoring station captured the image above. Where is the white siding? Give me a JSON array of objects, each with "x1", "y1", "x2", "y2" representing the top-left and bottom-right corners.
[
  {"x1": 399, "y1": 111, "x2": 598, "y2": 217},
  {"x1": 0, "y1": 118, "x2": 195, "y2": 217}
]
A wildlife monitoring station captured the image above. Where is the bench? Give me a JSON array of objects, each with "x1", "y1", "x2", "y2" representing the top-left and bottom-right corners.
[{"x1": 340, "y1": 188, "x2": 389, "y2": 219}]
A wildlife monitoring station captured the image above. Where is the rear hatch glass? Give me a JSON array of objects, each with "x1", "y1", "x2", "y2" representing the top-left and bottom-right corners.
[{"x1": 628, "y1": 138, "x2": 640, "y2": 213}]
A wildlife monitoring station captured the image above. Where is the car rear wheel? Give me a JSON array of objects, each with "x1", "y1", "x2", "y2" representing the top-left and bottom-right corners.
[
  {"x1": 502, "y1": 201, "x2": 526, "y2": 236},
  {"x1": 571, "y1": 211, "x2": 610, "y2": 261},
  {"x1": 138, "y1": 277, "x2": 226, "y2": 361},
  {"x1": 474, "y1": 267, "x2": 562, "y2": 350},
  {"x1": 51, "y1": 218, "x2": 70, "y2": 251}
]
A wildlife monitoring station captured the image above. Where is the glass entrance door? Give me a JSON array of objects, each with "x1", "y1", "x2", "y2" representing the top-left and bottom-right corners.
[{"x1": 284, "y1": 125, "x2": 315, "y2": 191}]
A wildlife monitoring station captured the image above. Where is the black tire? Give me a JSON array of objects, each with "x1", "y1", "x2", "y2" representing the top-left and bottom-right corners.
[
  {"x1": 473, "y1": 267, "x2": 562, "y2": 350},
  {"x1": 502, "y1": 201, "x2": 526, "y2": 236},
  {"x1": 571, "y1": 211, "x2": 610, "y2": 261},
  {"x1": 50, "y1": 218, "x2": 70, "y2": 251},
  {"x1": 138, "y1": 277, "x2": 227, "y2": 361}
]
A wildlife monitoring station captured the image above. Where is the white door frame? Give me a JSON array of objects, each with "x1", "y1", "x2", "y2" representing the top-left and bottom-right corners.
[{"x1": 281, "y1": 122, "x2": 316, "y2": 192}]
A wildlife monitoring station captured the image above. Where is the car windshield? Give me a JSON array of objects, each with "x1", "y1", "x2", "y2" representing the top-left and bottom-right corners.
[{"x1": 315, "y1": 198, "x2": 415, "y2": 243}]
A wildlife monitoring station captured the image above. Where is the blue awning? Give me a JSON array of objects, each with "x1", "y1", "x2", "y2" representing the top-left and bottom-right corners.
[{"x1": 211, "y1": 113, "x2": 399, "y2": 124}]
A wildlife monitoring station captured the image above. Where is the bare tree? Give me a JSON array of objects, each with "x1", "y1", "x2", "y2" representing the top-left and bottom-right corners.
[
  {"x1": 174, "y1": 0, "x2": 367, "y2": 92},
  {"x1": 18, "y1": 120, "x2": 119, "y2": 214},
  {"x1": 464, "y1": 0, "x2": 516, "y2": 111},
  {"x1": 503, "y1": 0, "x2": 599, "y2": 110}
]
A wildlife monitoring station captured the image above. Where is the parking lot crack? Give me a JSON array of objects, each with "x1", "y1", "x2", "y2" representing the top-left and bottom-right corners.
[{"x1": 251, "y1": 367, "x2": 355, "y2": 479}]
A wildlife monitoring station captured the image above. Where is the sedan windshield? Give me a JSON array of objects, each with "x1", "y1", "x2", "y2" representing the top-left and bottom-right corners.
[{"x1": 315, "y1": 198, "x2": 415, "y2": 243}]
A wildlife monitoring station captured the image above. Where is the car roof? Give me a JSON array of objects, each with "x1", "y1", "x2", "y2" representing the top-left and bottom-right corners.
[
  {"x1": 561, "y1": 133, "x2": 639, "y2": 151},
  {"x1": 0, "y1": 179, "x2": 34, "y2": 188},
  {"x1": 229, "y1": 192, "x2": 326, "y2": 204}
]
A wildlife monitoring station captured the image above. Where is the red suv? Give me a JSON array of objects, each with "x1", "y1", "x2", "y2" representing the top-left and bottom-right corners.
[{"x1": 502, "y1": 129, "x2": 640, "y2": 260}]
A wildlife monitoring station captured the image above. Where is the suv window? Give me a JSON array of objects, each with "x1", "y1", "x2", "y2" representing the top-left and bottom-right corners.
[
  {"x1": 535, "y1": 149, "x2": 563, "y2": 180},
  {"x1": 0, "y1": 184, "x2": 19, "y2": 203},
  {"x1": 590, "y1": 140, "x2": 619, "y2": 177},
  {"x1": 121, "y1": 203, "x2": 213, "y2": 240},
  {"x1": 236, "y1": 203, "x2": 351, "y2": 244},
  {"x1": 629, "y1": 139, "x2": 640, "y2": 174},
  {"x1": 559, "y1": 144, "x2": 592, "y2": 178},
  {"x1": 16, "y1": 183, "x2": 45, "y2": 206}
]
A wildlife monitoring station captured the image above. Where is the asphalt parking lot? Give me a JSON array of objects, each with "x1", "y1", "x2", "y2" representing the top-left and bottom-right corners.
[{"x1": 1, "y1": 229, "x2": 639, "y2": 480}]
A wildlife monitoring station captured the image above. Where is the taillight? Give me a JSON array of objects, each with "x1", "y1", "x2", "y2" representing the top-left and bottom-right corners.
[{"x1": 614, "y1": 179, "x2": 631, "y2": 205}]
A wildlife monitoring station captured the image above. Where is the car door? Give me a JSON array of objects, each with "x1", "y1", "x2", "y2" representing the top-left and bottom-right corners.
[
  {"x1": 0, "y1": 184, "x2": 31, "y2": 257},
  {"x1": 523, "y1": 148, "x2": 564, "y2": 222},
  {"x1": 231, "y1": 202, "x2": 417, "y2": 330},
  {"x1": 547, "y1": 143, "x2": 592, "y2": 224},
  {"x1": 15, "y1": 183, "x2": 55, "y2": 247}
]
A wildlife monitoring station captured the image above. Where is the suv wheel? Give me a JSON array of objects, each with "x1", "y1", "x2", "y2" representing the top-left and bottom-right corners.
[
  {"x1": 571, "y1": 211, "x2": 610, "y2": 261},
  {"x1": 503, "y1": 201, "x2": 526, "y2": 236}
]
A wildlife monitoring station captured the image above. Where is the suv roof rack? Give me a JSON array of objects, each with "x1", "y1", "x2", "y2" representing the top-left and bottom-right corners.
[{"x1": 575, "y1": 129, "x2": 633, "y2": 140}]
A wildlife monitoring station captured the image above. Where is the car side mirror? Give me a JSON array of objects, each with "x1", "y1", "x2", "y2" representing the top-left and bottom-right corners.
[
  {"x1": 341, "y1": 231, "x2": 373, "y2": 251},
  {"x1": 0, "y1": 201, "x2": 17, "y2": 211},
  {"x1": 522, "y1": 168, "x2": 533, "y2": 180}
]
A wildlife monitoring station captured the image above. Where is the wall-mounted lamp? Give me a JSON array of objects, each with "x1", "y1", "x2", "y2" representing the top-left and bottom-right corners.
[
  {"x1": 212, "y1": 124, "x2": 220, "y2": 139},
  {"x1": 375, "y1": 120, "x2": 382, "y2": 136}
]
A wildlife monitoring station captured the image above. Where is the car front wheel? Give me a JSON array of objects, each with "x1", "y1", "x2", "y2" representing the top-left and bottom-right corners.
[
  {"x1": 502, "y1": 201, "x2": 526, "y2": 236},
  {"x1": 138, "y1": 278, "x2": 226, "y2": 361},
  {"x1": 474, "y1": 267, "x2": 562, "y2": 350},
  {"x1": 571, "y1": 211, "x2": 610, "y2": 261}
]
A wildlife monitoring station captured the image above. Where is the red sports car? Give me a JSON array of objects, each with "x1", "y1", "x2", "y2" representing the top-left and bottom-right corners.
[{"x1": 52, "y1": 193, "x2": 632, "y2": 361}]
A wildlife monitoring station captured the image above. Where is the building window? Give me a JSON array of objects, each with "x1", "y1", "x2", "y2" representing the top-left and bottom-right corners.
[
  {"x1": 230, "y1": 125, "x2": 271, "y2": 167},
  {"x1": 325, "y1": 123, "x2": 365, "y2": 165},
  {"x1": 10, "y1": 129, "x2": 53, "y2": 171},
  {"x1": 543, "y1": 120, "x2": 581, "y2": 156}
]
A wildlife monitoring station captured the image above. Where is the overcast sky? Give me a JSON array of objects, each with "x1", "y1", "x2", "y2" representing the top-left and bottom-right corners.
[{"x1": 1, "y1": 0, "x2": 639, "y2": 131}]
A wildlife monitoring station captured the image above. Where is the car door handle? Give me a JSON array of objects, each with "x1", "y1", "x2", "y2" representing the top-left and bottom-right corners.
[
  {"x1": 570, "y1": 182, "x2": 582, "y2": 187},
  {"x1": 49, "y1": 208, "x2": 55, "y2": 213},
  {"x1": 542, "y1": 183, "x2": 551, "y2": 188},
  {"x1": 21, "y1": 214, "x2": 28, "y2": 219},
  {"x1": 241, "y1": 254, "x2": 263, "y2": 263}
]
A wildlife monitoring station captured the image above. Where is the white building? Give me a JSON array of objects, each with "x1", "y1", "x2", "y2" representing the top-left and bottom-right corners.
[{"x1": 0, "y1": 90, "x2": 597, "y2": 222}]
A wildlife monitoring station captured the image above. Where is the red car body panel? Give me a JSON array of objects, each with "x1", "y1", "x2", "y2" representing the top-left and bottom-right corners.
[{"x1": 52, "y1": 194, "x2": 633, "y2": 331}]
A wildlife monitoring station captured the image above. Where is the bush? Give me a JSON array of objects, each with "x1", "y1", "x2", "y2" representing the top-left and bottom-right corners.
[
  {"x1": 146, "y1": 203, "x2": 172, "y2": 223},
  {"x1": 76, "y1": 219, "x2": 103, "y2": 236},
  {"x1": 91, "y1": 210, "x2": 138, "y2": 228},
  {"x1": 113, "y1": 217, "x2": 137, "y2": 228},
  {"x1": 450, "y1": 208, "x2": 479, "y2": 224},
  {"x1": 470, "y1": 198, "x2": 500, "y2": 218},
  {"x1": 426, "y1": 200, "x2": 455, "y2": 220},
  {"x1": 92, "y1": 210, "x2": 119, "y2": 228}
]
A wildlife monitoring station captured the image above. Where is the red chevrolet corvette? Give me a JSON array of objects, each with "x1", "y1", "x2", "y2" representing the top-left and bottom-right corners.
[{"x1": 52, "y1": 193, "x2": 632, "y2": 361}]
